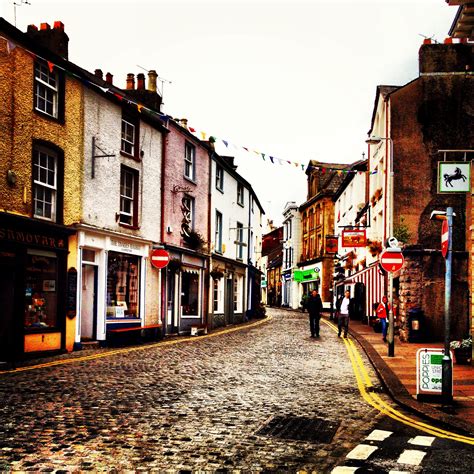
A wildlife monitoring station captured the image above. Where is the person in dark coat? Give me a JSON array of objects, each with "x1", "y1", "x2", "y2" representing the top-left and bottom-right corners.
[{"x1": 306, "y1": 289, "x2": 323, "y2": 338}]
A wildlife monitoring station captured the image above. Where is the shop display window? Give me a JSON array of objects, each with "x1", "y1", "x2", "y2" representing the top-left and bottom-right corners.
[
  {"x1": 181, "y1": 269, "x2": 200, "y2": 317},
  {"x1": 106, "y1": 251, "x2": 140, "y2": 318},
  {"x1": 24, "y1": 250, "x2": 58, "y2": 330}
]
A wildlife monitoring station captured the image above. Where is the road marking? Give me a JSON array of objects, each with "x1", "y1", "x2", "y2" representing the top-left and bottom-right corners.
[
  {"x1": 365, "y1": 429, "x2": 393, "y2": 441},
  {"x1": 0, "y1": 316, "x2": 272, "y2": 375},
  {"x1": 331, "y1": 467, "x2": 360, "y2": 473},
  {"x1": 346, "y1": 444, "x2": 378, "y2": 460},
  {"x1": 408, "y1": 436, "x2": 435, "y2": 446},
  {"x1": 397, "y1": 449, "x2": 426, "y2": 465},
  {"x1": 322, "y1": 318, "x2": 474, "y2": 446}
]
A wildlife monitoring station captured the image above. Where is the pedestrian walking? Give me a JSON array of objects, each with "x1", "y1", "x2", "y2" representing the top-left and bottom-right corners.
[
  {"x1": 306, "y1": 289, "x2": 323, "y2": 337},
  {"x1": 335, "y1": 290, "x2": 354, "y2": 338},
  {"x1": 376, "y1": 295, "x2": 390, "y2": 342}
]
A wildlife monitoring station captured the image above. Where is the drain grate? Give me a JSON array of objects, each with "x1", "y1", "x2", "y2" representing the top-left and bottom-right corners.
[{"x1": 256, "y1": 416, "x2": 340, "y2": 443}]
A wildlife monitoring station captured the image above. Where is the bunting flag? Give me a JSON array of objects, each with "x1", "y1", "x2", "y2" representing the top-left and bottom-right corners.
[{"x1": 0, "y1": 32, "x2": 380, "y2": 176}]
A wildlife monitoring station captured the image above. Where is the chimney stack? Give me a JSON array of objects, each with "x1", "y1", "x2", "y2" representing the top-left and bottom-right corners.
[
  {"x1": 147, "y1": 70, "x2": 158, "y2": 92},
  {"x1": 137, "y1": 73, "x2": 146, "y2": 90},
  {"x1": 105, "y1": 72, "x2": 113, "y2": 85},
  {"x1": 94, "y1": 69, "x2": 103, "y2": 80},
  {"x1": 126, "y1": 73, "x2": 135, "y2": 90},
  {"x1": 26, "y1": 21, "x2": 69, "y2": 59}
]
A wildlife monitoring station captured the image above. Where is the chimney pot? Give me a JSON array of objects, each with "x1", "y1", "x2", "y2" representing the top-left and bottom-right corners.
[
  {"x1": 126, "y1": 73, "x2": 135, "y2": 90},
  {"x1": 105, "y1": 72, "x2": 113, "y2": 84},
  {"x1": 53, "y1": 21, "x2": 64, "y2": 31},
  {"x1": 40, "y1": 23, "x2": 51, "y2": 31},
  {"x1": 137, "y1": 73, "x2": 145, "y2": 90},
  {"x1": 94, "y1": 69, "x2": 103, "y2": 80},
  {"x1": 147, "y1": 69, "x2": 158, "y2": 92}
]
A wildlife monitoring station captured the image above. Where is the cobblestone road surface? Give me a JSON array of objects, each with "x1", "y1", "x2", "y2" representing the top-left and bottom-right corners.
[{"x1": 0, "y1": 308, "x2": 386, "y2": 472}]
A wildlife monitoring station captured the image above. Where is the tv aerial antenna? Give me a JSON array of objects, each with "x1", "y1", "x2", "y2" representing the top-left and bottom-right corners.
[
  {"x1": 13, "y1": 0, "x2": 31, "y2": 27},
  {"x1": 137, "y1": 65, "x2": 172, "y2": 106}
]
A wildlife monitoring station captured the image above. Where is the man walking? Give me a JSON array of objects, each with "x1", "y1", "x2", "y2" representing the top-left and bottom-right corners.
[
  {"x1": 307, "y1": 289, "x2": 323, "y2": 338},
  {"x1": 336, "y1": 290, "x2": 354, "y2": 338}
]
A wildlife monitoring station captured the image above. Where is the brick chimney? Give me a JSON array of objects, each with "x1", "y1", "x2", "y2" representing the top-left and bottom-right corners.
[
  {"x1": 126, "y1": 73, "x2": 135, "y2": 90},
  {"x1": 137, "y1": 73, "x2": 145, "y2": 90},
  {"x1": 26, "y1": 21, "x2": 69, "y2": 59},
  {"x1": 105, "y1": 72, "x2": 113, "y2": 85}
]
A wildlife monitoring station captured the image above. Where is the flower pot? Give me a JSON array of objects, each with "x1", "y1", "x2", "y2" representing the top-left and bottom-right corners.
[{"x1": 454, "y1": 348, "x2": 472, "y2": 365}]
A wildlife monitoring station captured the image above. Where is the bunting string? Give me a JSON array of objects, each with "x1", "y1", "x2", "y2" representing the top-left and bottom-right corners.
[{"x1": 0, "y1": 34, "x2": 378, "y2": 175}]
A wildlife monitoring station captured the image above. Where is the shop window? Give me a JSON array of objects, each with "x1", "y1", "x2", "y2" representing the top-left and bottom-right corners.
[
  {"x1": 24, "y1": 250, "x2": 58, "y2": 330},
  {"x1": 119, "y1": 165, "x2": 139, "y2": 227},
  {"x1": 34, "y1": 60, "x2": 62, "y2": 119},
  {"x1": 33, "y1": 147, "x2": 57, "y2": 222},
  {"x1": 181, "y1": 269, "x2": 200, "y2": 317},
  {"x1": 106, "y1": 251, "x2": 140, "y2": 318}
]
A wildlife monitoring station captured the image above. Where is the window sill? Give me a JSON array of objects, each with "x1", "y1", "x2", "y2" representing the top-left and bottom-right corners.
[{"x1": 120, "y1": 150, "x2": 141, "y2": 162}]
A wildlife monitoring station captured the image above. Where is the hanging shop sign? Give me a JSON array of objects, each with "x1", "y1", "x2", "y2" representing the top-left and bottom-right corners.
[
  {"x1": 293, "y1": 268, "x2": 320, "y2": 282},
  {"x1": 416, "y1": 348, "x2": 452, "y2": 398},
  {"x1": 325, "y1": 235, "x2": 339, "y2": 254},
  {"x1": 437, "y1": 162, "x2": 471, "y2": 193},
  {"x1": 342, "y1": 229, "x2": 366, "y2": 248}
]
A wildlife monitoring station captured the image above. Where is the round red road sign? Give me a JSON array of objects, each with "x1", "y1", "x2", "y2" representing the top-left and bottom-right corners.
[
  {"x1": 379, "y1": 249, "x2": 404, "y2": 273},
  {"x1": 150, "y1": 248, "x2": 170, "y2": 269},
  {"x1": 441, "y1": 219, "x2": 449, "y2": 259}
]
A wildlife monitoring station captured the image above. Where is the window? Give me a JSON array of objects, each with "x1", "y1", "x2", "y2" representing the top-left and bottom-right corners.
[
  {"x1": 106, "y1": 252, "x2": 140, "y2": 318},
  {"x1": 215, "y1": 210, "x2": 223, "y2": 253},
  {"x1": 33, "y1": 147, "x2": 57, "y2": 221},
  {"x1": 184, "y1": 142, "x2": 195, "y2": 180},
  {"x1": 236, "y1": 222, "x2": 244, "y2": 260},
  {"x1": 216, "y1": 165, "x2": 224, "y2": 191},
  {"x1": 181, "y1": 269, "x2": 200, "y2": 317},
  {"x1": 181, "y1": 195, "x2": 195, "y2": 235},
  {"x1": 34, "y1": 61, "x2": 59, "y2": 118},
  {"x1": 119, "y1": 166, "x2": 139, "y2": 227},
  {"x1": 24, "y1": 250, "x2": 59, "y2": 330},
  {"x1": 237, "y1": 183, "x2": 244, "y2": 206}
]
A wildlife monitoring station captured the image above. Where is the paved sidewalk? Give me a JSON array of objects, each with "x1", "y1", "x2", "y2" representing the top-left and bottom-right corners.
[{"x1": 332, "y1": 313, "x2": 474, "y2": 436}]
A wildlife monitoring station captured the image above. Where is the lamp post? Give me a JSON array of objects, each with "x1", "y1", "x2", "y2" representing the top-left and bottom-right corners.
[{"x1": 366, "y1": 135, "x2": 395, "y2": 357}]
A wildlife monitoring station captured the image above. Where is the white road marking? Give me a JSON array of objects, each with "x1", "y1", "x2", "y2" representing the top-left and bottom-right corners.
[
  {"x1": 346, "y1": 444, "x2": 378, "y2": 460},
  {"x1": 397, "y1": 449, "x2": 426, "y2": 465},
  {"x1": 365, "y1": 429, "x2": 393, "y2": 441},
  {"x1": 408, "y1": 435, "x2": 435, "y2": 447}
]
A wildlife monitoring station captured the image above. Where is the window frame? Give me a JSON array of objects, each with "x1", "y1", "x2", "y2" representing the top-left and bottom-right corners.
[
  {"x1": 119, "y1": 165, "x2": 139, "y2": 228},
  {"x1": 184, "y1": 142, "x2": 196, "y2": 181}
]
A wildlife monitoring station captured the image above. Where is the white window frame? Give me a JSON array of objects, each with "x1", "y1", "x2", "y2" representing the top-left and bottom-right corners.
[
  {"x1": 184, "y1": 142, "x2": 196, "y2": 180},
  {"x1": 33, "y1": 146, "x2": 57, "y2": 221},
  {"x1": 34, "y1": 62, "x2": 58, "y2": 118},
  {"x1": 121, "y1": 119, "x2": 136, "y2": 155}
]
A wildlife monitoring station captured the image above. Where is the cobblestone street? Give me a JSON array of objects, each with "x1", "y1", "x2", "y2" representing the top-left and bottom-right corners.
[{"x1": 0, "y1": 308, "x2": 386, "y2": 472}]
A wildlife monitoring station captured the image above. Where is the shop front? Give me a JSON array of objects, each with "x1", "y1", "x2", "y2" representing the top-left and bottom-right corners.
[
  {"x1": 75, "y1": 228, "x2": 155, "y2": 347},
  {"x1": 0, "y1": 212, "x2": 75, "y2": 362}
]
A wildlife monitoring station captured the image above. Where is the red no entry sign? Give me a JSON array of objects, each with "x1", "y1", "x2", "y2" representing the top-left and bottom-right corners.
[
  {"x1": 441, "y1": 219, "x2": 449, "y2": 258},
  {"x1": 150, "y1": 248, "x2": 170, "y2": 269},
  {"x1": 380, "y1": 249, "x2": 404, "y2": 273}
]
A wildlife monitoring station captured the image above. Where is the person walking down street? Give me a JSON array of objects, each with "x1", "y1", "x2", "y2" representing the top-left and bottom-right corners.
[
  {"x1": 336, "y1": 290, "x2": 354, "y2": 338},
  {"x1": 376, "y1": 295, "x2": 390, "y2": 342},
  {"x1": 307, "y1": 289, "x2": 323, "y2": 338}
]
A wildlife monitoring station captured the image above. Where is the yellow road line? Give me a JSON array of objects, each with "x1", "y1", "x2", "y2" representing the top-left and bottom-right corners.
[
  {"x1": 322, "y1": 319, "x2": 474, "y2": 445},
  {"x1": 1, "y1": 315, "x2": 272, "y2": 376}
]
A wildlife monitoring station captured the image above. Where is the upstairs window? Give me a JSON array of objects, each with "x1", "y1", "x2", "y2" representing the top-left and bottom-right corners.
[
  {"x1": 33, "y1": 146, "x2": 57, "y2": 221},
  {"x1": 184, "y1": 142, "x2": 196, "y2": 180},
  {"x1": 237, "y1": 183, "x2": 244, "y2": 206},
  {"x1": 121, "y1": 113, "x2": 140, "y2": 159},
  {"x1": 119, "y1": 165, "x2": 139, "y2": 227},
  {"x1": 216, "y1": 165, "x2": 224, "y2": 191},
  {"x1": 34, "y1": 61, "x2": 59, "y2": 119}
]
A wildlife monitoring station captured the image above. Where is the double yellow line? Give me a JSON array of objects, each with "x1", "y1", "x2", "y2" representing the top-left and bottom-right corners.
[{"x1": 323, "y1": 319, "x2": 474, "y2": 446}]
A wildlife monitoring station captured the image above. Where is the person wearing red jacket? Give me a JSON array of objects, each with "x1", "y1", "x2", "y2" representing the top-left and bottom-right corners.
[{"x1": 376, "y1": 295, "x2": 390, "y2": 342}]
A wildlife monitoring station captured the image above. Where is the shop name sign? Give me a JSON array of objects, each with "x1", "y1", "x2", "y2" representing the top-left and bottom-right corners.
[
  {"x1": 342, "y1": 229, "x2": 366, "y2": 248},
  {"x1": 0, "y1": 227, "x2": 66, "y2": 249},
  {"x1": 416, "y1": 348, "x2": 451, "y2": 396},
  {"x1": 110, "y1": 238, "x2": 141, "y2": 254}
]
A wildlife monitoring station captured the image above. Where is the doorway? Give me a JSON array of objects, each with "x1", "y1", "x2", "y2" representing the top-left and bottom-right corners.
[{"x1": 81, "y1": 264, "x2": 97, "y2": 340}]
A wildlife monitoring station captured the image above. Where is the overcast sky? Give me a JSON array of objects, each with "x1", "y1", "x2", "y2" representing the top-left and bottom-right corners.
[{"x1": 1, "y1": 0, "x2": 457, "y2": 225}]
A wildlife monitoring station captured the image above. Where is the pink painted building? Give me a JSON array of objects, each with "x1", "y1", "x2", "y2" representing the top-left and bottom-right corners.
[{"x1": 160, "y1": 118, "x2": 212, "y2": 335}]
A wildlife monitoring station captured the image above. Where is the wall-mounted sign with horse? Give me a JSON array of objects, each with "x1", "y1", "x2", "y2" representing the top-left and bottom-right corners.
[{"x1": 437, "y1": 162, "x2": 471, "y2": 193}]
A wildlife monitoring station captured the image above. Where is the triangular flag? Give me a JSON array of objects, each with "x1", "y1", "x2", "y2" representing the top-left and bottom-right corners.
[
  {"x1": 47, "y1": 61, "x2": 54, "y2": 73},
  {"x1": 222, "y1": 140, "x2": 229, "y2": 148}
]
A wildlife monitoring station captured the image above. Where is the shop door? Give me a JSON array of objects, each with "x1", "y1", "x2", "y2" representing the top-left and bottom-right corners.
[
  {"x1": 0, "y1": 252, "x2": 16, "y2": 361},
  {"x1": 81, "y1": 264, "x2": 97, "y2": 340}
]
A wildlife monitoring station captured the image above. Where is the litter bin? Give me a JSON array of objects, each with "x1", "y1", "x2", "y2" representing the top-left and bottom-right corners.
[{"x1": 407, "y1": 307, "x2": 424, "y2": 343}]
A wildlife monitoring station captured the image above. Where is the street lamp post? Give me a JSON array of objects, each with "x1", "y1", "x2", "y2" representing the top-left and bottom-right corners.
[{"x1": 366, "y1": 135, "x2": 395, "y2": 357}]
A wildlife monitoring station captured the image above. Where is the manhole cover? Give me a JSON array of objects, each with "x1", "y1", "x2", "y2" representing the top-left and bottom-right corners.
[{"x1": 256, "y1": 416, "x2": 340, "y2": 443}]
